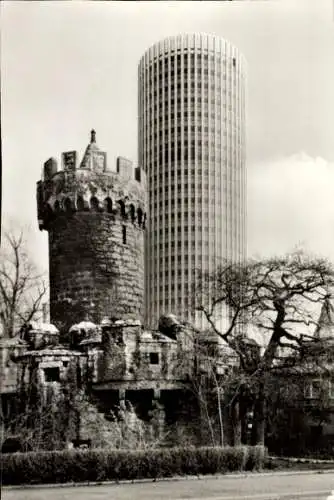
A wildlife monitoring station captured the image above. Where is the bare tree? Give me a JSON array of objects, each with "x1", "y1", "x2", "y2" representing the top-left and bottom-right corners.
[
  {"x1": 0, "y1": 229, "x2": 47, "y2": 338},
  {"x1": 171, "y1": 324, "x2": 242, "y2": 447},
  {"x1": 194, "y1": 252, "x2": 334, "y2": 445}
]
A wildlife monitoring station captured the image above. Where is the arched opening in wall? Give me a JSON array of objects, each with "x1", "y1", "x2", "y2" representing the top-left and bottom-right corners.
[
  {"x1": 118, "y1": 200, "x2": 126, "y2": 218},
  {"x1": 90, "y1": 196, "x2": 100, "y2": 212},
  {"x1": 122, "y1": 225, "x2": 127, "y2": 244},
  {"x1": 104, "y1": 197, "x2": 113, "y2": 213},
  {"x1": 130, "y1": 204, "x2": 136, "y2": 223},
  {"x1": 54, "y1": 200, "x2": 61, "y2": 214},
  {"x1": 137, "y1": 207, "x2": 143, "y2": 226},
  {"x1": 64, "y1": 198, "x2": 73, "y2": 214},
  {"x1": 77, "y1": 196, "x2": 85, "y2": 211}
]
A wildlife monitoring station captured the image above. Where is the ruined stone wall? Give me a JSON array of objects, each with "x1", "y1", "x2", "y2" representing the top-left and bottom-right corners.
[
  {"x1": 0, "y1": 341, "x2": 26, "y2": 394},
  {"x1": 97, "y1": 323, "x2": 194, "y2": 387},
  {"x1": 49, "y1": 213, "x2": 144, "y2": 329}
]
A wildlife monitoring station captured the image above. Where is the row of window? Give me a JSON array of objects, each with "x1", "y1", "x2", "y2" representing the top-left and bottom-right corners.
[
  {"x1": 150, "y1": 125, "x2": 211, "y2": 138},
  {"x1": 143, "y1": 78, "x2": 239, "y2": 98},
  {"x1": 149, "y1": 63, "x2": 214, "y2": 78},
  {"x1": 146, "y1": 97, "x2": 225, "y2": 111},
  {"x1": 149, "y1": 223, "x2": 243, "y2": 235},
  {"x1": 149, "y1": 88, "x2": 235, "y2": 101},
  {"x1": 150, "y1": 173, "x2": 240, "y2": 183},
  {"x1": 145, "y1": 102, "x2": 237, "y2": 116},
  {"x1": 149, "y1": 162, "x2": 241, "y2": 175},
  {"x1": 144, "y1": 141, "x2": 243, "y2": 157},
  {"x1": 153, "y1": 139, "x2": 223, "y2": 151},
  {"x1": 152, "y1": 167, "x2": 225, "y2": 178},
  {"x1": 145, "y1": 52, "x2": 237, "y2": 68},
  {"x1": 151, "y1": 196, "x2": 229, "y2": 206},
  {"x1": 146, "y1": 154, "x2": 241, "y2": 170},
  {"x1": 148, "y1": 198, "x2": 239, "y2": 209},
  {"x1": 144, "y1": 113, "x2": 239, "y2": 129},
  {"x1": 152, "y1": 282, "x2": 198, "y2": 292},
  {"x1": 147, "y1": 88, "x2": 233, "y2": 101},
  {"x1": 152, "y1": 68, "x2": 235, "y2": 81},
  {"x1": 149, "y1": 180, "x2": 240, "y2": 190},
  {"x1": 150, "y1": 233, "x2": 242, "y2": 247},
  {"x1": 151, "y1": 183, "x2": 228, "y2": 195},
  {"x1": 143, "y1": 118, "x2": 240, "y2": 134},
  {"x1": 151, "y1": 211, "x2": 227, "y2": 222},
  {"x1": 149, "y1": 68, "x2": 240, "y2": 87},
  {"x1": 150, "y1": 226, "x2": 233, "y2": 235},
  {"x1": 145, "y1": 141, "x2": 242, "y2": 156},
  {"x1": 157, "y1": 254, "x2": 228, "y2": 266},
  {"x1": 148, "y1": 132, "x2": 242, "y2": 145},
  {"x1": 146, "y1": 110, "x2": 221, "y2": 121},
  {"x1": 152, "y1": 225, "x2": 221, "y2": 233},
  {"x1": 150, "y1": 233, "x2": 241, "y2": 246},
  {"x1": 155, "y1": 81, "x2": 221, "y2": 92},
  {"x1": 158, "y1": 53, "x2": 236, "y2": 66},
  {"x1": 153, "y1": 239, "x2": 212, "y2": 248},
  {"x1": 151, "y1": 149, "x2": 235, "y2": 163},
  {"x1": 159, "y1": 268, "x2": 203, "y2": 278},
  {"x1": 150, "y1": 73, "x2": 242, "y2": 90},
  {"x1": 148, "y1": 164, "x2": 241, "y2": 175}
]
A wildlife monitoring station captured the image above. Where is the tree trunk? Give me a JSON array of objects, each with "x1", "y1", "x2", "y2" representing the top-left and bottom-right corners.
[
  {"x1": 251, "y1": 382, "x2": 266, "y2": 445},
  {"x1": 216, "y1": 385, "x2": 224, "y2": 446},
  {"x1": 231, "y1": 400, "x2": 242, "y2": 446},
  {"x1": 239, "y1": 398, "x2": 248, "y2": 445}
]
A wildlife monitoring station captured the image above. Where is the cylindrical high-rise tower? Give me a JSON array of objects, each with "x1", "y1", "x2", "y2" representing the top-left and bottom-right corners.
[
  {"x1": 37, "y1": 131, "x2": 147, "y2": 334},
  {"x1": 138, "y1": 33, "x2": 247, "y2": 328}
]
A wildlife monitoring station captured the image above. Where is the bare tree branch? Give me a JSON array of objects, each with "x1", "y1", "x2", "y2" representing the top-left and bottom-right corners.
[{"x1": 0, "y1": 228, "x2": 48, "y2": 337}]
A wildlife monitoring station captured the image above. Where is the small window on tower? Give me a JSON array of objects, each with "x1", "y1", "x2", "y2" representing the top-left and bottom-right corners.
[
  {"x1": 150, "y1": 352, "x2": 159, "y2": 365},
  {"x1": 130, "y1": 205, "x2": 136, "y2": 223},
  {"x1": 122, "y1": 225, "x2": 127, "y2": 244},
  {"x1": 232, "y1": 57, "x2": 236, "y2": 67},
  {"x1": 44, "y1": 367, "x2": 60, "y2": 383},
  {"x1": 137, "y1": 208, "x2": 143, "y2": 226}
]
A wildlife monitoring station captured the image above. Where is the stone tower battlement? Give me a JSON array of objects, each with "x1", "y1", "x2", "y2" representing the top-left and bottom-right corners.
[
  {"x1": 37, "y1": 130, "x2": 146, "y2": 231},
  {"x1": 36, "y1": 131, "x2": 147, "y2": 334}
]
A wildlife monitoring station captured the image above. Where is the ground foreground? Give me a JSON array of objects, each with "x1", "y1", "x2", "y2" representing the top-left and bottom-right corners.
[{"x1": 3, "y1": 471, "x2": 334, "y2": 500}]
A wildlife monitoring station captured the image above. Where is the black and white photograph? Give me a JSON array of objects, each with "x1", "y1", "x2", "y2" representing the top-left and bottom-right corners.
[{"x1": 1, "y1": 1, "x2": 334, "y2": 498}]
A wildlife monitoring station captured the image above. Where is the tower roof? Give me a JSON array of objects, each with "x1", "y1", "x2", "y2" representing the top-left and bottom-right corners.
[
  {"x1": 79, "y1": 129, "x2": 106, "y2": 172},
  {"x1": 314, "y1": 295, "x2": 334, "y2": 340}
]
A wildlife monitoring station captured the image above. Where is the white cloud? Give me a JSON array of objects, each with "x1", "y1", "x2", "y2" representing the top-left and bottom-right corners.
[{"x1": 248, "y1": 153, "x2": 334, "y2": 261}]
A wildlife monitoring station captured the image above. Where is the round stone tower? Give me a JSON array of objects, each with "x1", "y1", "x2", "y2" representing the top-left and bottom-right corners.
[{"x1": 37, "y1": 131, "x2": 147, "y2": 334}]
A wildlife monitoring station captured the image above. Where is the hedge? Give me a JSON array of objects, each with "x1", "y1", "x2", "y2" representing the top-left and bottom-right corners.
[{"x1": 1, "y1": 445, "x2": 266, "y2": 486}]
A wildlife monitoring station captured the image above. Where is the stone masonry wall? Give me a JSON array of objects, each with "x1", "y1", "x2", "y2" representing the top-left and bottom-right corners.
[
  {"x1": 0, "y1": 341, "x2": 26, "y2": 394},
  {"x1": 49, "y1": 213, "x2": 144, "y2": 332}
]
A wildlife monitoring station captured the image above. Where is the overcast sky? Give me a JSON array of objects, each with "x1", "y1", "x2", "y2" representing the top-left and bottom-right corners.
[{"x1": 1, "y1": 0, "x2": 334, "y2": 274}]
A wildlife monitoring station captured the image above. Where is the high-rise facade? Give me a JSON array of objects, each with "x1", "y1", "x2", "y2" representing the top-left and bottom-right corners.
[{"x1": 138, "y1": 33, "x2": 246, "y2": 328}]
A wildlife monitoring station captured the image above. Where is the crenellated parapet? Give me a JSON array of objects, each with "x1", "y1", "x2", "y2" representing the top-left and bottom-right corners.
[{"x1": 37, "y1": 130, "x2": 147, "y2": 231}]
